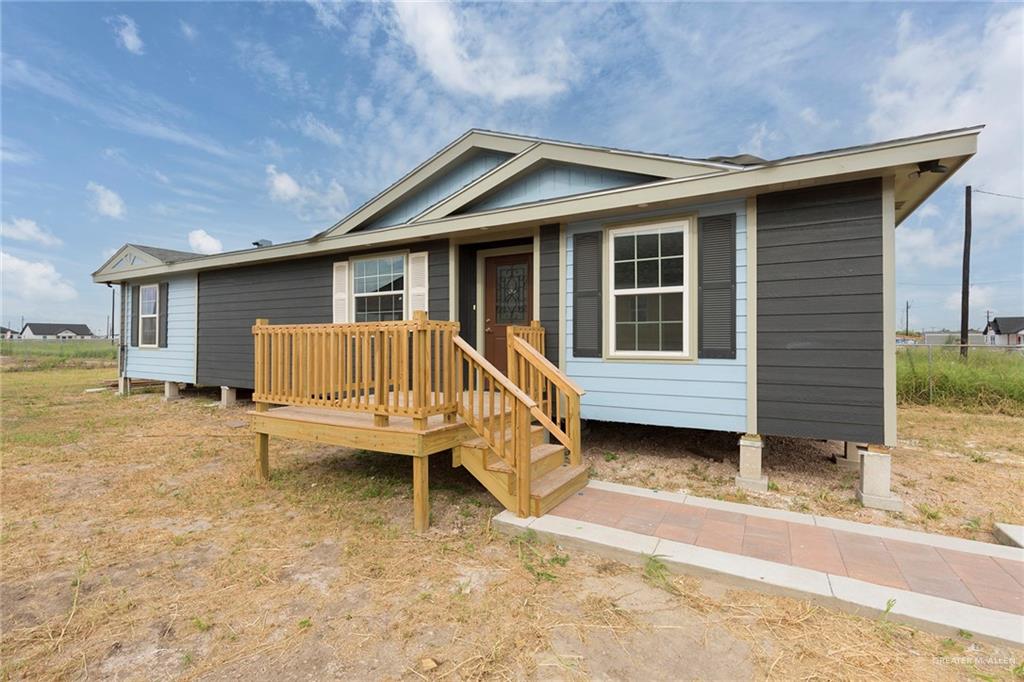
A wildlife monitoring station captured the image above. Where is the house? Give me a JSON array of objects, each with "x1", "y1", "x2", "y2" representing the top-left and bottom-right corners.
[
  {"x1": 984, "y1": 317, "x2": 1024, "y2": 346},
  {"x1": 20, "y1": 323, "x2": 95, "y2": 340},
  {"x1": 93, "y1": 125, "x2": 981, "y2": 519},
  {"x1": 0, "y1": 326, "x2": 20, "y2": 339}
]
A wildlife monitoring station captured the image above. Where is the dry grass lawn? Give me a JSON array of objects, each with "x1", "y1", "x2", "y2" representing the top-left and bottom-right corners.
[{"x1": 1, "y1": 367, "x2": 1022, "y2": 680}]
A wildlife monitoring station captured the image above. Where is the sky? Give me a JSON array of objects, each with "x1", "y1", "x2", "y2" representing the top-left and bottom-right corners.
[{"x1": 1, "y1": 1, "x2": 1021, "y2": 336}]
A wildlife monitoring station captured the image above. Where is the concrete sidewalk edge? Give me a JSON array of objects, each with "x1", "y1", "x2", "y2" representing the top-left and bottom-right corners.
[{"x1": 493, "y1": 510, "x2": 1024, "y2": 647}]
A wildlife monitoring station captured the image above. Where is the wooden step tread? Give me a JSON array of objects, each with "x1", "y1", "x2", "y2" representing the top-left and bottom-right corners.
[
  {"x1": 462, "y1": 424, "x2": 544, "y2": 450},
  {"x1": 530, "y1": 464, "x2": 588, "y2": 500},
  {"x1": 488, "y1": 442, "x2": 565, "y2": 473}
]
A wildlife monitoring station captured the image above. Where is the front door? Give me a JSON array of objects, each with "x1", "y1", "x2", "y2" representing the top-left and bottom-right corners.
[{"x1": 484, "y1": 253, "x2": 533, "y2": 374}]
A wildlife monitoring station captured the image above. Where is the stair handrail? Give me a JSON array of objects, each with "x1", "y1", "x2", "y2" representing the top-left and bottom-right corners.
[
  {"x1": 509, "y1": 335, "x2": 585, "y2": 465},
  {"x1": 452, "y1": 335, "x2": 537, "y2": 516}
]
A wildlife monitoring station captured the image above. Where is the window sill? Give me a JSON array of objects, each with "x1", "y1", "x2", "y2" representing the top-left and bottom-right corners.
[{"x1": 601, "y1": 352, "x2": 697, "y2": 364}]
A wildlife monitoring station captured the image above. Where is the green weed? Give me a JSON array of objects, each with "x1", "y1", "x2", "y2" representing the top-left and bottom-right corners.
[{"x1": 642, "y1": 555, "x2": 680, "y2": 596}]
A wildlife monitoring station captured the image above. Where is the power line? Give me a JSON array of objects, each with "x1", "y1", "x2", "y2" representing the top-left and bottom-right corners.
[
  {"x1": 899, "y1": 278, "x2": 1020, "y2": 286},
  {"x1": 972, "y1": 188, "x2": 1024, "y2": 201}
]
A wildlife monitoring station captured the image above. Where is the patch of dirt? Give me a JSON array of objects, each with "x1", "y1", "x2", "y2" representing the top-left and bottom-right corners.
[{"x1": 1, "y1": 368, "x2": 1021, "y2": 679}]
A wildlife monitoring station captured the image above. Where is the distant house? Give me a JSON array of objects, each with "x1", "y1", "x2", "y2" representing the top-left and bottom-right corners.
[
  {"x1": 922, "y1": 331, "x2": 985, "y2": 346},
  {"x1": 20, "y1": 323, "x2": 95, "y2": 340},
  {"x1": 984, "y1": 317, "x2": 1024, "y2": 346},
  {"x1": 0, "y1": 326, "x2": 20, "y2": 339}
]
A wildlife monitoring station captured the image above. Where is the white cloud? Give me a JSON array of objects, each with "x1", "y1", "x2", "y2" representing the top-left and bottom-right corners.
[
  {"x1": 235, "y1": 41, "x2": 311, "y2": 99},
  {"x1": 307, "y1": 0, "x2": 344, "y2": 29},
  {"x1": 86, "y1": 181, "x2": 126, "y2": 219},
  {"x1": 293, "y1": 113, "x2": 343, "y2": 147},
  {"x1": 945, "y1": 284, "x2": 994, "y2": 313},
  {"x1": 188, "y1": 229, "x2": 223, "y2": 254},
  {"x1": 0, "y1": 251, "x2": 77, "y2": 303},
  {"x1": 895, "y1": 225, "x2": 960, "y2": 268},
  {"x1": 266, "y1": 165, "x2": 303, "y2": 202},
  {"x1": 744, "y1": 121, "x2": 780, "y2": 157},
  {"x1": 1, "y1": 137, "x2": 35, "y2": 164},
  {"x1": 2, "y1": 56, "x2": 231, "y2": 158},
  {"x1": 798, "y1": 106, "x2": 837, "y2": 132},
  {"x1": 355, "y1": 95, "x2": 374, "y2": 121},
  {"x1": 107, "y1": 15, "x2": 145, "y2": 55},
  {"x1": 389, "y1": 2, "x2": 574, "y2": 102},
  {"x1": 265, "y1": 165, "x2": 348, "y2": 221},
  {"x1": 180, "y1": 20, "x2": 198, "y2": 41},
  {"x1": 868, "y1": 8, "x2": 1023, "y2": 227},
  {"x1": 1, "y1": 217, "x2": 62, "y2": 247}
]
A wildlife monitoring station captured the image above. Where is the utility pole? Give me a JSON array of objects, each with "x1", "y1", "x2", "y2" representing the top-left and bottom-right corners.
[
  {"x1": 959, "y1": 185, "x2": 972, "y2": 359},
  {"x1": 905, "y1": 300, "x2": 911, "y2": 336}
]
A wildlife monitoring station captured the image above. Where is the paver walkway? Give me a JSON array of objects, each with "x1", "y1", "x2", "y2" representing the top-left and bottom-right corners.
[{"x1": 550, "y1": 484, "x2": 1024, "y2": 616}]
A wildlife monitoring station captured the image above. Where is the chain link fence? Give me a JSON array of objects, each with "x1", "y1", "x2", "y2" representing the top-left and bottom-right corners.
[{"x1": 896, "y1": 343, "x2": 1024, "y2": 412}]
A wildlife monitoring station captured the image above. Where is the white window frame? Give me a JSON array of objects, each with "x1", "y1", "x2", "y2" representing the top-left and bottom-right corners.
[
  {"x1": 607, "y1": 219, "x2": 692, "y2": 359},
  {"x1": 139, "y1": 283, "x2": 159, "y2": 348},
  {"x1": 350, "y1": 252, "x2": 409, "y2": 322}
]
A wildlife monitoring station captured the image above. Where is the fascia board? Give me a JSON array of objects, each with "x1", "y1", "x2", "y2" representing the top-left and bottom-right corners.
[{"x1": 411, "y1": 141, "x2": 722, "y2": 223}]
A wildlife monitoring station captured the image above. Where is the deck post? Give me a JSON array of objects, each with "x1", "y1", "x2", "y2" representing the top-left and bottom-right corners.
[
  {"x1": 220, "y1": 386, "x2": 237, "y2": 408},
  {"x1": 735, "y1": 433, "x2": 769, "y2": 492},
  {"x1": 255, "y1": 431, "x2": 270, "y2": 480},
  {"x1": 413, "y1": 455, "x2": 429, "y2": 531},
  {"x1": 374, "y1": 413, "x2": 389, "y2": 427}
]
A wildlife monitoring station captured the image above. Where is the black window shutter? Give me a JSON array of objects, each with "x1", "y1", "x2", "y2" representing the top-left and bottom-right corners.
[
  {"x1": 698, "y1": 214, "x2": 737, "y2": 359},
  {"x1": 573, "y1": 231, "x2": 602, "y2": 358},
  {"x1": 130, "y1": 285, "x2": 140, "y2": 347},
  {"x1": 158, "y1": 283, "x2": 169, "y2": 348}
]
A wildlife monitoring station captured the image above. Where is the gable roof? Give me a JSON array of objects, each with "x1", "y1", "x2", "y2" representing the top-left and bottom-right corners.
[
  {"x1": 92, "y1": 125, "x2": 982, "y2": 284},
  {"x1": 22, "y1": 323, "x2": 93, "y2": 336},
  {"x1": 987, "y1": 316, "x2": 1024, "y2": 335},
  {"x1": 132, "y1": 244, "x2": 195, "y2": 263},
  {"x1": 315, "y1": 129, "x2": 743, "y2": 238},
  {"x1": 0, "y1": 327, "x2": 19, "y2": 335},
  {"x1": 94, "y1": 243, "x2": 199, "y2": 279}
]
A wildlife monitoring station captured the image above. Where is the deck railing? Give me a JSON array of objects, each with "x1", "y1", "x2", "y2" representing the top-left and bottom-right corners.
[
  {"x1": 452, "y1": 336, "x2": 537, "y2": 516},
  {"x1": 252, "y1": 312, "x2": 459, "y2": 426},
  {"x1": 507, "y1": 333, "x2": 585, "y2": 465}
]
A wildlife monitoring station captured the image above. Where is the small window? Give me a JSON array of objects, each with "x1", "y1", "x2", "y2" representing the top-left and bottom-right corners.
[
  {"x1": 352, "y1": 254, "x2": 406, "y2": 322},
  {"x1": 139, "y1": 284, "x2": 159, "y2": 347},
  {"x1": 608, "y1": 221, "x2": 690, "y2": 357}
]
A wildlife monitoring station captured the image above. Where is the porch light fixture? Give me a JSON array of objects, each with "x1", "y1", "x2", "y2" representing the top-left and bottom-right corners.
[{"x1": 909, "y1": 160, "x2": 948, "y2": 178}]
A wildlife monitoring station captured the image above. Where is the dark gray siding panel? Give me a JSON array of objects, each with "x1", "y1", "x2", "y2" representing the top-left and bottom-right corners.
[
  {"x1": 757, "y1": 178, "x2": 884, "y2": 443},
  {"x1": 539, "y1": 224, "x2": 560, "y2": 363},
  {"x1": 458, "y1": 244, "x2": 478, "y2": 348},
  {"x1": 426, "y1": 240, "x2": 450, "y2": 321},
  {"x1": 197, "y1": 256, "x2": 333, "y2": 388},
  {"x1": 197, "y1": 240, "x2": 448, "y2": 389},
  {"x1": 572, "y1": 232, "x2": 602, "y2": 358}
]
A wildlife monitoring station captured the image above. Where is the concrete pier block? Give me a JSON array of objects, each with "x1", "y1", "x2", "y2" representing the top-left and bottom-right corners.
[
  {"x1": 857, "y1": 445, "x2": 903, "y2": 511},
  {"x1": 164, "y1": 381, "x2": 180, "y2": 401},
  {"x1": 220, "y1": 386, "x2": 237, "y2": 409},
  {"x1": 736, "y1": 434, "x2": 769, "y2": 492}
]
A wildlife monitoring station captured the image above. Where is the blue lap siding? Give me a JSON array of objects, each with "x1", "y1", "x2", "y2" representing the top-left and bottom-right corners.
[
  {"x1": 565, "y1": 200, "x2": 747, "y2": 432},
  {"x1": 124, "y1": 274, "x2": 197, "y2": 383}
]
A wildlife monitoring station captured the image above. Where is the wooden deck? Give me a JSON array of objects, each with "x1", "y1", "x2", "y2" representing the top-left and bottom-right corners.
[
  {"x1": 249, "y1": 315, "x2": 586, "y2": 531},
  {"x1": 250, "y1": 392, "x2": 510, "y2": 457}
]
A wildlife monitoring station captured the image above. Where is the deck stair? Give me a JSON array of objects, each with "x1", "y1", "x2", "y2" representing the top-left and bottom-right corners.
[{"x1": 249, "y1": 314, "x2": 586, "y2": 529}]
